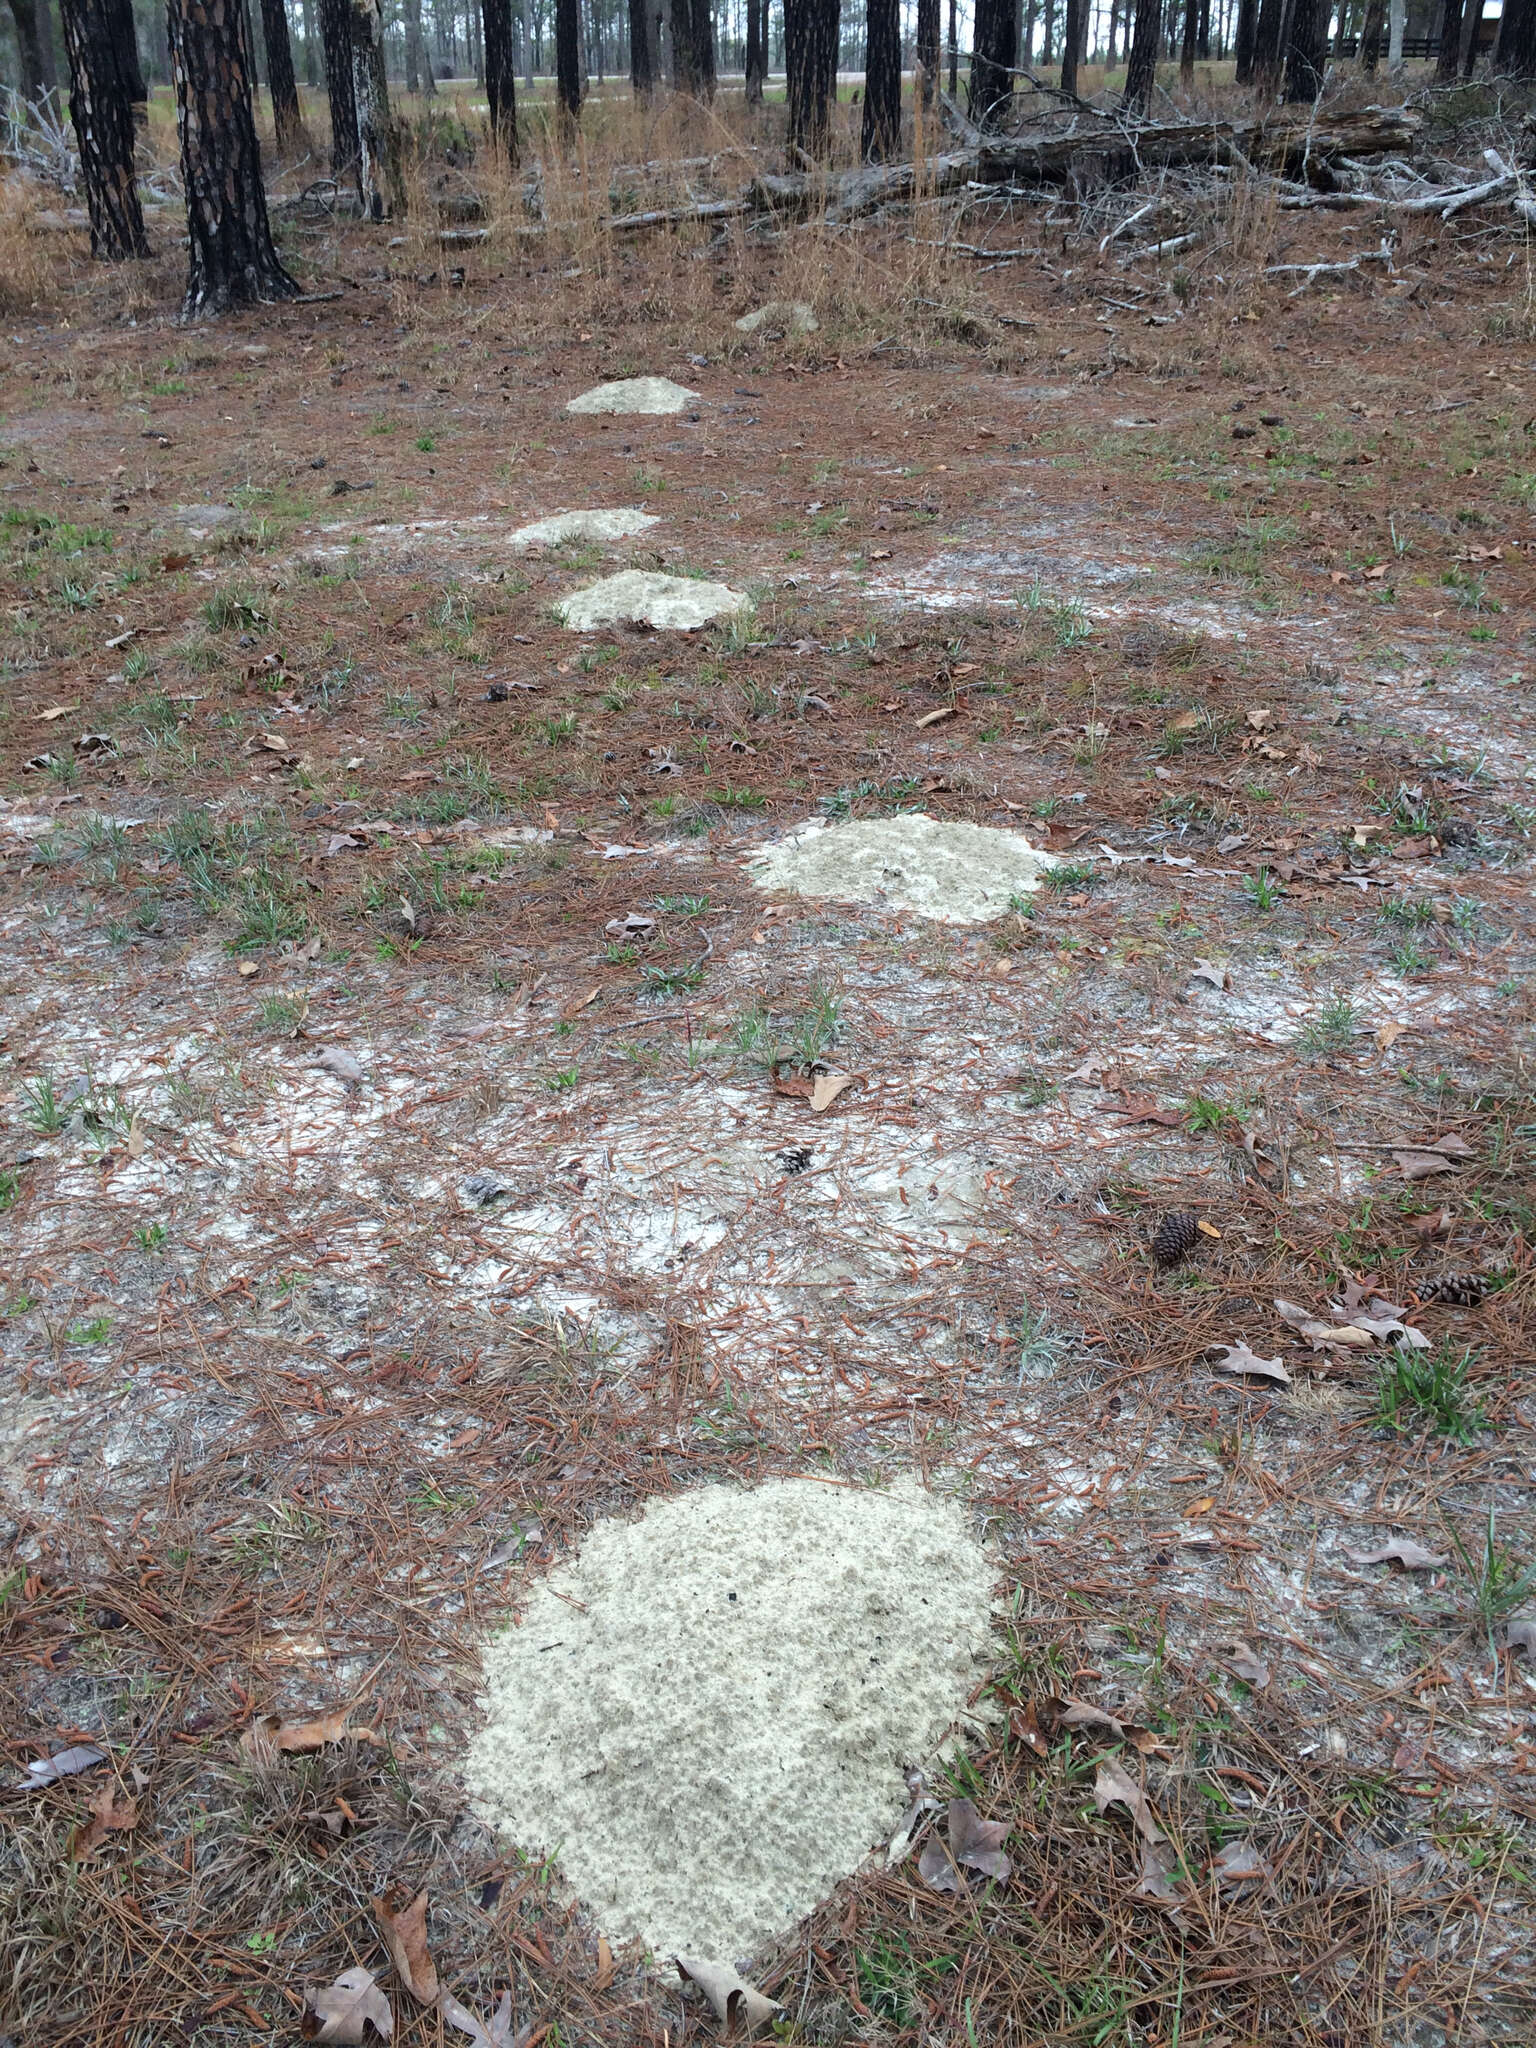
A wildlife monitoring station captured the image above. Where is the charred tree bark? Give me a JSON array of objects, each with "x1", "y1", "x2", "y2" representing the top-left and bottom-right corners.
[
  {"x1": 7, "y1": 0, "x2": 60, "y2": 96},
  {"x1": 555, "y1": 0, "x2": 581, "y2": 127},
  {"x1": 1179, "y1": 0, "x2": 1197, "y2": 78},
  {"x1": 861, "y1": 0, "x2": 900, "y2": 154},
  {"x1": 107, "y1": 0, "x2": 145, "y2": 104},
  {"x1": 258, "y1": 0, "x2": 303, "y2": 146},
  {"x1": 57, "y1": 0, "x2": 148, "y2": 257},
  {"x1": 1495, "y1": 0, "x2": 1536, "y2": 70},
  {"x1": 914, "y1": 0, "x2": 937, "y2": 97},
  {"x1": 968, "y1": 0, "x2": 1016, "y2": 123},
  {"x1": 316, "y1": 0, "x2": 358, "y2": 178},
  {"x1": 1060, "y1": 0, "x2": 1083, "y2": 88},
  {"x1": 1121, "y1": 0, "x2": 1162, "y2": 105},
  {"x1": 1359, "y1": 0, "x2": 1383, "y2": 67},
  {"x1": 481, "y1": 0, "x2": 518, "y2": 154},
  {"x1": 349, "y1": 0, "x2": 401, "y2": 215},
  {"x1": 1282, "y1": 0, "x2": 1325, "y2": 94},
  {"x1": 1233, "y1": 0, "x2": 1256, "y2": 75},
  {"x1": 785, "y1": 0, "x2": 838, "y2": 154},
  {"x1": 167, "y1": 0, "x2": 298, "y2": 317}
]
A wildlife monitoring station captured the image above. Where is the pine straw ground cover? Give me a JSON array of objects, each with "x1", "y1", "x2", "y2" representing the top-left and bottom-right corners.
[{"x1": 3, "y1": 78, "x2": 1536, "y2": 2048}]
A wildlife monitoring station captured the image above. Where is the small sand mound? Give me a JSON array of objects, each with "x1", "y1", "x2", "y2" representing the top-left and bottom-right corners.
[
  {"x1": 557, "y1": 569, "x2": 748, "y2": 632},
  {"x1": 749, "y1": 813, "x2": 1058, "y2": 924},
  {"x1": 467, "y1": 1476, "x2": 994, "y2": 1964},
  {"x1": 735, "y1": 301, "x2": 819, "y2": 335},
  {"x1": 510, "y1": 509, "x2": 661, "y2": 548},
  {"x1": 565, "y1": 377, "x2": 698, "y2": 416}
]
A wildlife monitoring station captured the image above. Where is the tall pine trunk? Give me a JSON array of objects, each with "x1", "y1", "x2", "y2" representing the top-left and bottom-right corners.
[
  {"x1": 259, "y1": 0, "x2": 303, "y2": 146},
  {"x1": 108, "y1": 0, "x2": 145, "y2": 104},
  {"x1": 1059, "y1": 0, "x2": 1082, "y2": 87},
  {"x1": 349, "y1": 0, "x2": 401, "y2": 215},
  {"x1": 1250, "y1": 0, "x2": 1285, "y2": 88},
  {"x1": 861, "y1": 0, "x2": 899, "y2": 153},
  {"x1": 58, "y1": 0, "x2": 147, "y2": 256},
  {"x1": 744, "y1": 0, "x2": 765, "y2": 97},
  {"x1": 404, "y1": 0, "x2": 433, "y2": 88},
  {"x1": 785, "y1": 0, "x2": 838, "y2": 154},
  {"x1": 555, "y1": 0, "x2": 580, "y2": 126},
  {"x1": 167, "y1": 0, "x2": 298, "y2": 317},
  {"x1": 481, "y1": 0, "x2": 518, "y2": 153},
  {"x1": 914, "y1": 0, "x2": 937, "y2": 95},
  {"x1": 1179, "y1": 0, "x2": 1196, "y2": 77},
  {"x1": 7, "y1": 0, "x2": 59, "y2": 96},
  {"x1": 1121, "y1": 0, "x2": 1161, "y2": 104},
  {"x1": 317, "y1": 0, "x2": 358, "y2": 179},
  {"x1": 1457, "y1": 0, "x2": 1484, "y2": 72},
  {"x1": 1359, "y1": 0, "x2": 1382, "y2": 65},
  {"x1": 1282, "y1": 0, "x2": 1324, "y2": 92},
  {"x1": 1435, "y1": 0, "x2": 1464, "y2": 75},
  {"x1": 632, "y1": 0, "x2": 657, "y2": 89},
  {"x1": 947, "y1": 0, "x2": 957, "y2": 92},
  {"x1": 1233, "y1": 0, "x2": 1255, "y2": 74},
  {"x1": 968, "y1": 0, "x2": 1017, "y2": 123}
]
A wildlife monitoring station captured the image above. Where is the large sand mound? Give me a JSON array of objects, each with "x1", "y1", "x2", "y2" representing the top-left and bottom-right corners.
[
  {"x1": 748, "y1": 813, "x2": 1058, "y2": 923},
  {"x1": 467, "y1": 1476, "x2": 994, "y2": 1964}
]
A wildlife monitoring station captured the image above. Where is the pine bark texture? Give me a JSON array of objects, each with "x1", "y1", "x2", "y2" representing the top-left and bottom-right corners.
[
  {"x1": 1121, "y1": 0, "x2": 1162, "y2": 105},
  {"x1": 1496, "y1": 0, "x2": 1536, "y2": 69},
  {"x1": 785, "y1": 0, "x2": 839, "y2": 154},
  {"x1": 744, "y1": 0, "x2": 765, "y2": 98},
  {"x1": 1250, "y1": 0, "x2": 1285, "y2": 86},
  {"x1": 108, "y1": 0, "x2": 145, "y2": 103},
  {"x1": 7, "y1": 0, "x2": 59, "y2": 96},
  {"x1": 349, "y1": 0, "x2": 401, "y2": 215},
  {"x1": 481, "y1": 0, "x2": 518, "y2": 154},
  {"x1": 1283, "y1": 0, "x2": 1326, "y2": 94},
  {"x1": 555, "y1": 0, "x2": 580, "y2": 124},
  {"x1": 57, "y1": 0, "x2": 149, "y2": 257},
  {"x1": 673, "y1": 0, "x2": 714, "y2": 95},
  {"x1": 167, "y1": 0, "x2": 298, "y2": 317},
  {"x1": 316, "y1": 0, "x2": 357, "y2": 177},
  {"x1": 258, "y1": 0, "x2": 303, "y2": 146},
  {"x1": 1233, "y1": 0, "x2": 1256, "y2": 76},
  {"x1": 968, "y1": 0, "x2": 1017, "y2": 123},
  {"x1": 861, "y1": 0, "x2": 900, "y2": 156}
]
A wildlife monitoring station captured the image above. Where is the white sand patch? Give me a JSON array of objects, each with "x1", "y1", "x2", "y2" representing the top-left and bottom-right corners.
[
  {"x1": 557, "y1": 570, "x2": 749, "y2": 632},
  {"x1": 510, "y1": 508, "x2": 661, "y2": 548},
  {"x1": 748, "y1": 815, "x2": 1056, "y2": 924},
  {"x1": 565, "y1": 377, "x2": 698, "y2": 416},
  {"x1": 467, "y1": 1475, "x2": 995, "y2": 1964},
  {"x1": 735, "y1": 301, "x2": 819, "y2": 334}
]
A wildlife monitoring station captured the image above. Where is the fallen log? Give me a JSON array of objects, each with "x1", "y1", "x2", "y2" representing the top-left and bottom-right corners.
[{"x1": 974, "y1": 106, "x2": 1421, "y2": 185}]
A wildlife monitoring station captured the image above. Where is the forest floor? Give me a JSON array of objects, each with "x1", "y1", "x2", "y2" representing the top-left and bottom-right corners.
[{"x1": 2, "y1": 80, "x2": 1536, "y2": 2048}]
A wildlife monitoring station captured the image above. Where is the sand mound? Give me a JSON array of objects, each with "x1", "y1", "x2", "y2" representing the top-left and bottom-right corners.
[
  {"x1": 748, "y1": 813, "x2": 1058, "y2": 924},
  {"x1": 510, "y1": 509, "x2": 661, "y2": 547},
  {"x1": 565, "y1": 377, "x2": 698, "y2": 416},
  {"x1": 467, "y1": 1476, "x2": 994, "y2": 1964},
  {"x1": 556, "y1": 569, "x2": 748, "y2": 632}
]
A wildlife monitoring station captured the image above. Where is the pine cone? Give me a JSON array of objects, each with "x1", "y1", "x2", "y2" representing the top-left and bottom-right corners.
[
  {"x1": 1152, "y1": 1211, "x2": 1199, "y2": 1266},
  {"x1": 1421, "y1": 1270, "x2": 1492, "y2": 1307}
]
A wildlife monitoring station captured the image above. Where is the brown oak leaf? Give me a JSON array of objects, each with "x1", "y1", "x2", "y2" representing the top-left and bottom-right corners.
[
  {"x1": 918, "y1": 1797, "x2": 1012, "y2": 1891},
  {"x1": 374, "y1": 1886, "x2": 438, "y2": 2003},
  {"x1": 302, "y1": 1965, "x2": 393, "y2": 2041}
]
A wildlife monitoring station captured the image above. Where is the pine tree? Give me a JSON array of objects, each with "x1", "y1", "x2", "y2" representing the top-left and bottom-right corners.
[
  {"x1": 555, "y1": 0, "x2": 580, "y2": 125},
  {"x1": 861, "y1": 0, "x2": 900, "y2": 157},
  {"x1": 968, "y1": 0, "x2": 1017, "y2": 123},
  {"x1": 482, "y1": 0, "x2": 519, "y2": 156},
  {"x1": 785, "y1": 0, "x2": 838, "y2": 154},
  {"x1": 6, "y1": 0, "x2": 60, "y2": 99},
  {"x1": 166, "y1": 0, "x2": 299, "y2": 317},
  {"x1": 258, "y1": 0, "x2": 303, "y2": 150},
  {"x1": 1121, "y1": 0, "x2": 1162, "y2": 105},
  {"x1": 316, "y1": 0, "x2": 358, "y2": 184},
  {"x1": 57, "y1": 0, "x2": 149, "y2": 259}
]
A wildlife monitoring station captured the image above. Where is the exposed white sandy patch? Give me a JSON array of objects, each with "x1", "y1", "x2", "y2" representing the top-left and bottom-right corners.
[
  {"x1": 748, "y1": 815, "x2": 1056, "y2": 924},
  {"x1": 467, "y1": 1475, "x2": 995, "y2": 1963},
  {"x1": 565, "y1": 377, "x2": 698, "y2": 416},
  {"x1": 735, "y1": 301, "x2": 818, "y2": 334},
  {"x1": 557, "y1": 570, "x2": 748, "y2": 632},
  {"x1": 510, "y1": 508, "x2": 661, "y2": 547}
]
